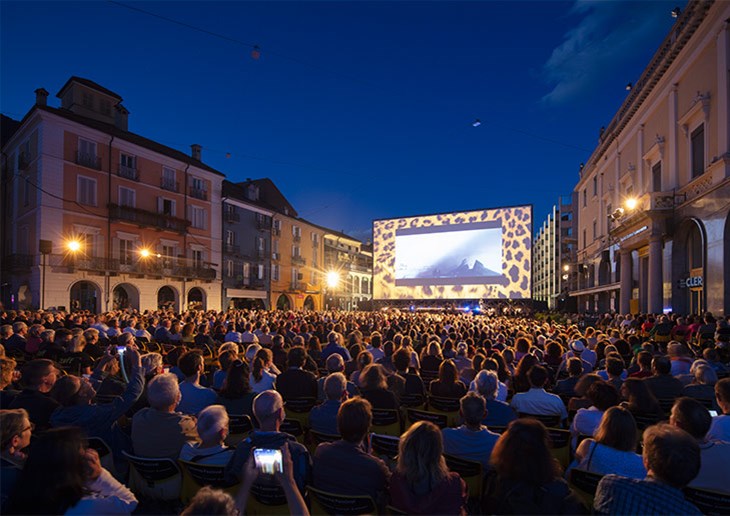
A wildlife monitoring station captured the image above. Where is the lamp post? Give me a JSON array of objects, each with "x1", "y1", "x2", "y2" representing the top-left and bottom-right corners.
[
  {"x1": 326, "y1": 271, "x2": 340, "y2": 310},
  {"x1": 39, "y1": 239, "x2": 52, "y2": 310}
]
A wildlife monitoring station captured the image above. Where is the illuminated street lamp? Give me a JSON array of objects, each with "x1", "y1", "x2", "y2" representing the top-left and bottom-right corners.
[
  {"x1": 67, "y1": 240, "x2": 81, "y2": 253},
  {"x1": 326, "y1": 271, "x2": 340, "y2": 288},
  {"x1": 139, "y1": 248, "x2": 151, "y2": 258},
  {"x1": 624, "y1": 197, "x2": 638, "y2": 211},
  {"x1": 563, "y1": 264, "x2": 570, "y2": 272}
]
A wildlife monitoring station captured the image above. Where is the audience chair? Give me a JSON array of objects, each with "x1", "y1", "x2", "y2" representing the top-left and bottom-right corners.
[
  {"x1": 307, "y1": 486, "x2": 377, "y2": 516},
  {"x1": 225, "y1": 414, "x2": 254, "y2": 447},
  {"x1": 308, "y1": 430, "x2": 340, "y2": 454},
  {"x1": 178, "y1": 460, "x2": 239, "y2": 505},
  {"x1": 657, "y1": 398, "x2": 676, "y2": 416},
  {"x1": 444, "y1": 454, "x2": 483, "y2": 501},
  {"x1": 545, "y1": 428, "x2": 571, "y2": 469},
  {"x1": 122, "y1": 451, "x2": 182, "y2": 501},
  {"x1": 420, "y1": 369, "x2": 439, "y2": 385},
  {"x1": 405, "y1": 408, "x2": 448, "y2": 429},
  {"x1": 488, "y1": 425, "x2": 508, "y2": 434},
  {"x1": 370, "y1": 408, "x2": 401, "y2": 437},
  {"x1": 370, "y1": 433, "x2": 400, "y2": 460},
  {"x1": 93, "y1": 394, "x2": 121, "y2": 405},
  {"x1": 568, "y1": 468, "x2": 603, "y2": 510},
  {"x1": 280, "y1": 418, "x2": 306, "y2": 444},
  {"x1": 683, "y1": 486, "x2": 730, "y2": 515},
  {"x1": 399, "y1": 393, "x2": 425, "y2": 409},
  {"x1": 428, "y1": 396, "x2": 461, "y2": 427},
  {"x1": 284, "y1": 397, "x2": 317, "y2": 429},
  {"x1": 518, "y1": 412, "x2": 562, "y2": 428},
  {"x1": 247, "y1": 481, "x2": 289, "y2": 515}
]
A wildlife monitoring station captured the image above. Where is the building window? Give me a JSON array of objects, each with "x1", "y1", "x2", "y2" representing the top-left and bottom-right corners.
[
  {"x1": 257, "y1": 264, "x2": 264, "y2": 280},
  {"x1": 292, "y1": 225, "x2": 301, "y2": 238},
  {"x1": 119, "y1": 239, "x2": 134, "y2": 265},
  {"x1": 257, "y1": 237, "x2": 265, "y2": 252},
  {"x1": 192, "y1": 249, "x2": 204, "y2": 268},
  {"x1": 77, "y1": 176, "x2": 97, "y2": 206},
  {"x1": 82, "y1": 92, "x2": 94, "y2": 109},
  {"x1": 243, "y1": 262, "x2": 250, "y2": 283},
  {"x1": 691, "y1": 124, "x2": 705, "y2": 178},
  {"x1": 292, "y1": 245, "x2": 300, "y2": 257},
  {"x1": 119, "y1": 186, "x2": 136, "y2": 208},
  {"x1": 162, "y1": 245, "x2": 175, "y2": 268},
  {"x1": 77, "y1": 139, "x2": 98, "y2": 169},
  {"x1": 226, "y1": 260, "x2": 233, "y2": 278},
  {"x1": 22, "y1": 177, "x2": 30, "y2": 206},
  {"x1": 162, "y1": 166, "x2": 177, "y2": 191},
  {"x1": 582, "y1": 189, "x2": 587, "y2": 207},
  {"x1": 190, "y1": 206, "x2": 206, "y2": 229},
  {"x1": 592, "y1": 219, "x2": 597, "y2": 239},
  {"x1": 158, "y1": 197, "x2": 176, "y2": 217},
  {"x1": 592, "y1": 177, "x2": 597, "y2": 196},
  {"x1": 311, "y1": 270, "x2": 316, "y2": 284},
  {"x1": 312, "y1": 246, "x2": 319, "y2": 267},
  {"x1": 583, "y1": 229, "x2": 586, "y2": 248},
  {"x1": 100, "y1": 99, "x2": 111, "y2": 116},
  {"x1": 272, "y1": 264, "x2": 279, "y2": 281},
  {"x1": 652, "y1": 162, "x2": 662, "y2": 192}
]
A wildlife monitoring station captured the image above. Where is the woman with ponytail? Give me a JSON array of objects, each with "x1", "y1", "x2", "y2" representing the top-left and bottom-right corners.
[{"x1": 249, "y1": 348, "x2": 277, "y2": 393}]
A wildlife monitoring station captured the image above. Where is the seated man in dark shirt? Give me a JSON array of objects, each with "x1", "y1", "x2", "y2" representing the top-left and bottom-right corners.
[
  {"x1": 275, "y1": 346, "x2": 318, "y2": 401},
  {"x1": 8, "y1": 359, "x2": 60, "y2": 431},
  {"x1": 644, "y1": 356, "x2": 684, "y2": 401},
  {"x1": 313, "y1": 397, "x2": 391, "y2": 506},
  {"x1": 553, "y1": 357, "x2": 583, "y2": 397}
]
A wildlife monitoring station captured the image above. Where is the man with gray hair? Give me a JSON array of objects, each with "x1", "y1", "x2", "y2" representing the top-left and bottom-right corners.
[
  {"x1": 179, "y1": 405, "x2": 233, "y2": 465},
  {"x1": 472, "y1": 370, "x2": 516, "y2": 427},
  {"x1": 226, "y1": 390, "x2": 311, "y2": 493},
  {"x1": 131, "y1": 373, "x2": 197, "y2": 458},
  {"x1": 317, "y1": 353, "x2": 358, "y2": 401},
  {"x1": 441, "y1": 392, "x2": 500, "y2": 469},
  {"x1": 4, "y1": 322, "x2": 27, "y2": 354},
  {"x1": 310, "y1": 373, "x2": 346, "y2": 435}
]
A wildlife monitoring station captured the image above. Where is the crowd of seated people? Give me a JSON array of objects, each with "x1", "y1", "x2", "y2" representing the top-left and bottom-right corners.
[{"x1": 0, "y1": 307, "x2": 728, "y2": 514}]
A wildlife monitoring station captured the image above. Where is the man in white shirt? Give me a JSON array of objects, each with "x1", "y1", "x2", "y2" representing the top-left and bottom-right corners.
[
  {"x1": 510, "y1": 365, "x2": 568, "y2": 422},
  {"x1": 241, "y1": 323, "x2": 259, "y2": 344},
  {"x1": 224, "y1": 325, "x2": 242, "y2": 344}
]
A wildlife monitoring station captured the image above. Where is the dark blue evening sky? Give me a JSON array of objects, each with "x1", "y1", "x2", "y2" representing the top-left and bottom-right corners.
[{"x1": 1, "y1": 0, "x2": 682, "y2": 241}]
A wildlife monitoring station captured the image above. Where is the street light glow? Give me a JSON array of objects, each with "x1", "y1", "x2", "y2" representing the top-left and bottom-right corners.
[
  {"x1": 139, "y1": 248, "x2": 151, "y2": 258},
  {"x1": 625, "y1": 197, "x2": 638, "y2": 210},
  {"x1": 67, "y1": 240, "x2": 81, "y2": 252},
  {"x1": 326, "y1": 271, "x2": 340, "y2": 288},
  {"x1": 563, "y1": 264, "x2": 570, "y2": 272}
]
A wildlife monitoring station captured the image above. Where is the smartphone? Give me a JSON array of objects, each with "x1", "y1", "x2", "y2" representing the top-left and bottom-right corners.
[
  {"x1": 253, "y1": 448, "x2": 282, "y2": 475},
  {"x1": 116, "y1": 346, "x2": 126, "y2": 355},
  {"x1": 709, "y1": 410, "x2": 718, "y2": 417}
]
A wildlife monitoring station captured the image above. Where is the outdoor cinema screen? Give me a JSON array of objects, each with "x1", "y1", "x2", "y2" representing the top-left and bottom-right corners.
[{"x1": 373, "y1": 205, "x2": 532, "y2": 300}]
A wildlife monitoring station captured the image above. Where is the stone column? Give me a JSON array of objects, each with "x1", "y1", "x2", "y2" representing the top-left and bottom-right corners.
[
  {"x1": 648, "y1": 236, "x2": 663, "y2": 314},
  {"x1": 620, "y1": 249, "x2": 632, "y2": 314}
]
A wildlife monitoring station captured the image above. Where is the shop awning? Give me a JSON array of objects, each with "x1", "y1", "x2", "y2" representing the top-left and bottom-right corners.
[{"x1": 226, "y1": 288, "x2": 268, "y2": 299}]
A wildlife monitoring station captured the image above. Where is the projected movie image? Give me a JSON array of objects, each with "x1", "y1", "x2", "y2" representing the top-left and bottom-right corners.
[
  {"x1": 373, "y1": 206, "x2": 532, "y2": 300},
  {"x1": 395, "y1": 223, "x2": 503, "y2": 286}
]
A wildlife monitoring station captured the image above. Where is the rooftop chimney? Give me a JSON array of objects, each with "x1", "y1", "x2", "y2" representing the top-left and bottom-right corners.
[
  {"x1": 114, "y1": 104, "x2": 129, "y2": 131},
  {"x1": 191, "y1": 144, "x2": 202, "y2": 161},
  {"x1": 34, "y1": 88, "x2": 49, "y2": 107}
]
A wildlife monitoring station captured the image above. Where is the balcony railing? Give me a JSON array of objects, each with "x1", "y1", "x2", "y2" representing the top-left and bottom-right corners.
[
  {"x1": 224, "y1": 243, "x2": 240, "y2": 254},
  {"x1": 292, "y1": 255, "x2": 305, "y2": 265},
  {"x1": 118, "y1": 164, "x2": 139, "y2": 181},
  {"x1": 108, "y1": 203, "x2": 190, "y2": 233},
  {"x1": 76, "y1": 151, "x2": 102, "y2": 170},
  {"x1": 293, "y1": 234, "x2": 301, "y2": 243},
  {"x1": 189, "y1": 187, "x2": 208, "y2": 201},
  {"x1": 257, "y1": 218, "x2": 271, "y2": 230},
  {"x1": 272, "y1": 252, "x2": 280, "y2": 261},
  {"x1": 224, "y1": 210, "x2": 240, "y2": 223},
  {"x1": 257, "y1": 249, "x2": 266, "y2": 259},
  {"x1": 161, "y1": 177, "x2": 179, "y2": 192},
  {"x1": 4, "y1": 254, "x2": 34, "y2": 270},
  {"x1": 290, "y1": 281, "x2": 301, "y2": 290},
  {"x1": 273, "y1": 228, "x2": 281, "y2": 236}
]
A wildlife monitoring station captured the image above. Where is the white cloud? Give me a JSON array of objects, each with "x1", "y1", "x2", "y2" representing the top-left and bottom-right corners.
[{"x1": 541, "y1": 0, "x2": 674, "y2": 106}]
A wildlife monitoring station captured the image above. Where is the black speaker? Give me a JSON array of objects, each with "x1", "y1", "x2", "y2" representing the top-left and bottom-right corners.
[{"x1": 39, "y1": 239, "x2": 52, "y2": 254}]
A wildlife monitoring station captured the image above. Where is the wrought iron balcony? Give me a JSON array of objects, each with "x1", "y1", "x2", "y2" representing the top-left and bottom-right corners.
[
  {"x1": 118, "y1": 164, "x2": 139, "y2": 181},
  {"x1": 293, "y1": 234, "x2": 301, "y2": 243},
  {"x1": 224, "y1": 243, "x2": 240, "y2": 254},
  {"x1": 161, "y1": 177, "x2": 179, "y2": 192},
  {"x1": 76, "y1": 151, "x2": 102, "y2": 170},
  {"x1": 256, "y1": 218, "x2": 271, "y2": 230},
  {"x1": 292, "y1": 255, "x2": 305, "y2": 266},
  {"x1": 189, "y1": 187, "x2": 208, "y2": 201},
  {"x1": 224, "y1": 210, "x2": 240, "y2": 223},
  {"x1": 108, "y1": 203, "x2": 190, "y2": 233}
]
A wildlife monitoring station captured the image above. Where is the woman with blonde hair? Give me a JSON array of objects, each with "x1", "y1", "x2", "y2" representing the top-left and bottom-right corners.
[{"x1": 389, "y1": 421, "x2": 466, "y2": 514}]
